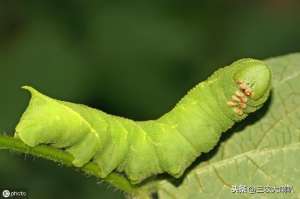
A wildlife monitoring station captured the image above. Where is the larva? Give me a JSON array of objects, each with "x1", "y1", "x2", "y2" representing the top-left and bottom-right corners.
[{"x1": 15, "y1": 58, "x2": 271, "y2": 183}]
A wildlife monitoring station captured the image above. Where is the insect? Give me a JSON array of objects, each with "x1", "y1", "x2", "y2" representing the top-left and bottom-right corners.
[{"x1": 15, "y1": 58, "x2": 271, "y2": 184}]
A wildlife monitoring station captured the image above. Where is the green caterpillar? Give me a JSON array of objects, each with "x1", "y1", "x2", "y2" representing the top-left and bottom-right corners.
[{"x1": 15, "y1": 58, "x2": 271, "y2": 184}]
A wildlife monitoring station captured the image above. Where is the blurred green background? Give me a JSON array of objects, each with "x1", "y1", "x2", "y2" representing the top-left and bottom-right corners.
[{"x1": 0, "y1": 0, "x2": 300, "y2": 198}]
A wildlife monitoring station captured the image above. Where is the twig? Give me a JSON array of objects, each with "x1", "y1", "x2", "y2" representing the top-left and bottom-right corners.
[{"x1": 0, "y1": 135, "x2": 137, "y2": 193}]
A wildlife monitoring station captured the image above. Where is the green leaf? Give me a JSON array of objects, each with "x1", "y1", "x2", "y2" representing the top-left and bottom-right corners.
[{"x1": 134, "y1": 53, "x2": 300, "y2": 199}]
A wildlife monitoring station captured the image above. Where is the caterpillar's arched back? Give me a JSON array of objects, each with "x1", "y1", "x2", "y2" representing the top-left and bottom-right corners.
[{"x1": 15, "y1": 58, "x2": 271, "y2": 183}]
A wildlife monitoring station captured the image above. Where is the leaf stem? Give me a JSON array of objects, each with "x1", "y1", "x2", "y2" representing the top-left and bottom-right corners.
[{"x1": 0, "y1": 135, "x2": 137, "y2": 193}]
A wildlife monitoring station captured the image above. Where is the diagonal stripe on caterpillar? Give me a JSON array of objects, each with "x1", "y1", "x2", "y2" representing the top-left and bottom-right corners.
[{"x1": 15, "y1": 58, "x2": 272, "y2": 184}]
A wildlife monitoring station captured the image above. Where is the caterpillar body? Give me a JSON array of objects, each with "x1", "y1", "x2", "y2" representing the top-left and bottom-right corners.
[{"x1": 15, "y1": 58, "x2": 271, "y2": 183}]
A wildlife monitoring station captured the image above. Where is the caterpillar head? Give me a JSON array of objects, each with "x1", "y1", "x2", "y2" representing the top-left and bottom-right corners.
[
  {"x1": 234, "y1": 59, "x2": 271, "y2": 100},
  {"x1": 227, "y1": 59, "x2": 271, "y2": 116}
]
